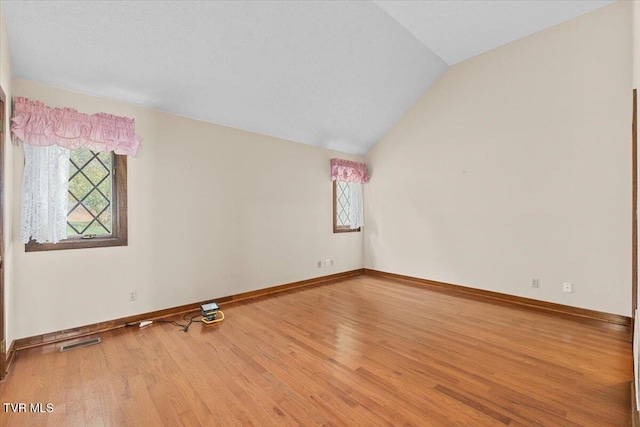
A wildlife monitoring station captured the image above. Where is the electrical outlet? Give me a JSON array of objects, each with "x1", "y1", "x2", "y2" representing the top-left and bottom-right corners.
[
  {"x1": 317, "y1": 261, "x2": 322, "y2": 268},
  {"x1": 563, "y1": 282, "x2": 573, "y2": 293},
  {"x1": 531, "y1": 278, "x2": 540, "y2": 288},
  {"x1": 129, "y1": 290, "x2": 137, "y2": 301},
  {"x1": 325, "y1": 258, "x2": 331, "y2": 267}
]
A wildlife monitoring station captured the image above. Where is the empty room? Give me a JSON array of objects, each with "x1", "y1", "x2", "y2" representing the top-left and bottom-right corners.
[{"x1": 0, "y1": 0, "x2": 639, "y2": 426}]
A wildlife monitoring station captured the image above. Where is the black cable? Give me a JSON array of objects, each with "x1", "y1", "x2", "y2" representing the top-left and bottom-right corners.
[
  {"x1": 152, "y1": 310, "x2": 205, "y2": 332},
  {"x1": 126, "y1": 309, "x2": 208, "y2": 333},
  {"x1": 180, "y1": 310, "x2": 205, "y2": 332},
  {"x1": 155, "y1": 319, "x2": 190, "y2": 331}
]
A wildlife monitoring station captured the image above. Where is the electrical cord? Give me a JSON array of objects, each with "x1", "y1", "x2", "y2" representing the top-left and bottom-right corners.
[
  {"x1": 153, "y1": 310, "x2": 203, "y2": 332},
  {"x1": 125, "y1": 309, "x2": 223, "y2": 332},
  {"x1": 154, "y1": 318, "x2": 191, "y2": 331}
]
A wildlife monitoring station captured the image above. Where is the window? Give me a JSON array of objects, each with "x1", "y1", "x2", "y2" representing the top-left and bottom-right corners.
[
  {"x1": 333, "y1": 181, "x2": 360, "y2": 233},
  {"x1": 25, "y1": 148, "x2": 127, "y2": 251},
  {"x1": 12, "y1": 97, "x2": 139, "y2": 250}
]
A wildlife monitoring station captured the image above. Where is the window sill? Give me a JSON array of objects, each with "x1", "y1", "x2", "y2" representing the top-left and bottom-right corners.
[
  {"x1": 25, "y1": 235, "x2": 127, "y2": 252},
  {"x1": 333, "y1": 227, "x2": 361, "y2": 233}
]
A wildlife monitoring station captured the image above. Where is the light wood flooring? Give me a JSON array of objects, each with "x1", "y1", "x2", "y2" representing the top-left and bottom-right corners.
[{"x1": 0, "y1": 275, "x2": 633, "y2": 426}]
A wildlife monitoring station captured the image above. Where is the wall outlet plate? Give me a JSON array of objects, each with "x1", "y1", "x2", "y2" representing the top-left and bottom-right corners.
[
  {"x1": 531, "y1": 278, "x2": 540, "y2": 288},
  {"x1": 563, "y1": 282, "x2": 573, "y2": 293}
]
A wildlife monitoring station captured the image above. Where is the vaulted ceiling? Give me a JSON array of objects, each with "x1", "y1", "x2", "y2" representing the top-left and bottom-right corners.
[{"x1": 2, "y1": 0, "x2": 613, "y2": 155}]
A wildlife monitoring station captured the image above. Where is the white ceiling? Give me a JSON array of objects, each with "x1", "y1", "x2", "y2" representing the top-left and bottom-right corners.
[
  {"x1": 374, "y1": 0, "x2": 614, "y2": 65},
  {"x1": 2, "y1": 1, "x2": 614, "y2": 155}
]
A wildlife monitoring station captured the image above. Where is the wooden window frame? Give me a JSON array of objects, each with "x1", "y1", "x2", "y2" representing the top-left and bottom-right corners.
[
  {"x1": 25, "y1": 153, "x2": 128, "y2": 252},
  {"x1": 333, "y1": 181, "x2": 360, "y2": 233}
]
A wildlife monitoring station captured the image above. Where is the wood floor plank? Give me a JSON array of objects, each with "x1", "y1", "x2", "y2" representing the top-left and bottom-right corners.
[
  {"x1": 210, "y1": 338, "x2": 303, "y2": 426},
  {"x1": 83, "y1": 397, "x2": 105, "y2": 427},
  {"x1": 0, "y1": 276, "x2": 632, "y2": 426},
  {"x1": 219, "y1": 319, "x2": 333, "y2": 425}
]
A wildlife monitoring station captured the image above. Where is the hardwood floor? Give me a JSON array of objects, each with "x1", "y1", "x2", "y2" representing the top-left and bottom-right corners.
[{"x1": 0, "y1": 275, "x2": 632, "y2": 426}]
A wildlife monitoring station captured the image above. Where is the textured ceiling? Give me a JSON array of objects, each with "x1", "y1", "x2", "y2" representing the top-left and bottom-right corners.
[{"x1": 2, "y1": 1, "x2": 614, "y2": 155}]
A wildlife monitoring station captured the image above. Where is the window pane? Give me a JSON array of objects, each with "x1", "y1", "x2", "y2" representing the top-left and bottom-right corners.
[
  {"x1": 97, "y1": 151, "x2": 111, "y2": 167},
  {"x1": 336, "y1": 181, "x2": 350, "y2": 226},
  {"x1": 70, "y1": 148, "x2": 94, "y2": 169},
  {"x1": 68, "y1": 148, "x2": 113, "y2": 236}
]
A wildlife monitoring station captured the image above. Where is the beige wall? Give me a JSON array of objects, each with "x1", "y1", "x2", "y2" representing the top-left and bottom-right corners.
[
  {"x1": 634, "y1": 1, "x2": 640, "y2": 319},
  {"x1": 1, "y1": 0, "x2": 15, "y2": 348},
  {"x1": 4, "y1": 1, "x2": 634, "y2": 341},
  {"x1": 10, "y1": 78, "x2": 363, "y2": 339},
  {"x1": 364, "y1": 1, "x2": 633, "y2": 316},
  {"x1": 635, "y1": 1, "x2": 640, "y2": 89}
]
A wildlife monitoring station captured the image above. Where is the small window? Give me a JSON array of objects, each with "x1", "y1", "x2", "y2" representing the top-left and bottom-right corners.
[
  {"x1": 333, "y1": 181, "x2": 360, "y2": 233},
  {"x1": 26, "y1": 148, "x2": 128, "y2": 251}
]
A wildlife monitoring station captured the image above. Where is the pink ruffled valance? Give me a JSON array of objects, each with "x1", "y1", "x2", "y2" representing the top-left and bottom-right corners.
[
  {"x1": 10, "y1": 97, "x2": 142, "y2": 156},
  {"x1": 331, "y1": 158, "x2": 370, "y2": 183}
]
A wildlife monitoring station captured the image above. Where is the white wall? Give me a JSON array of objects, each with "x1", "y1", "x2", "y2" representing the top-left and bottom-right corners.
[
  {"x1": 365, "y1": 1, "x2": 633, "y2": 316},
  {"x1": 10, "y1": 78, "x2": 363, "y2": 339},
  {"x1": 1, "y1": 0, "x2": 15, "y2": 349}
]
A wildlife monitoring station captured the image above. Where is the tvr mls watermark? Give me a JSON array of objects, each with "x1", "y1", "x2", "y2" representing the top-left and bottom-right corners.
[{"x1": 3, "y1": 403, "x2": 54, "y2": 413}]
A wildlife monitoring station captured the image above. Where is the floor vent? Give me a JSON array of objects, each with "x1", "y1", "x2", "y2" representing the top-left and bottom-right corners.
[{"x1": 60, "y1": 337, "x2": 102, "y2": 352}]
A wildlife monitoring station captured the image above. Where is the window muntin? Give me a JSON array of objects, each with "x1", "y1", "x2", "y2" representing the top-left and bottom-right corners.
[
  {"x1": 68, "y1": 149, "x2": 113, "y2": 237},
  {"x1": 335, "y1": 181, "x2": 350, "y2": 227},
  {"x1": 333, "y1": 181, "x2": 360, "y2": 233}
]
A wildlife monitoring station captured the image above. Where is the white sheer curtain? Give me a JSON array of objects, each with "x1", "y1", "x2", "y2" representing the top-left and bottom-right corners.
[
  {"x1": 348, "y1": 182, "x2": 364, "y2": 229},
  {"x1": 21, "y1": 144, "x2": 70, "y2": 244}
]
